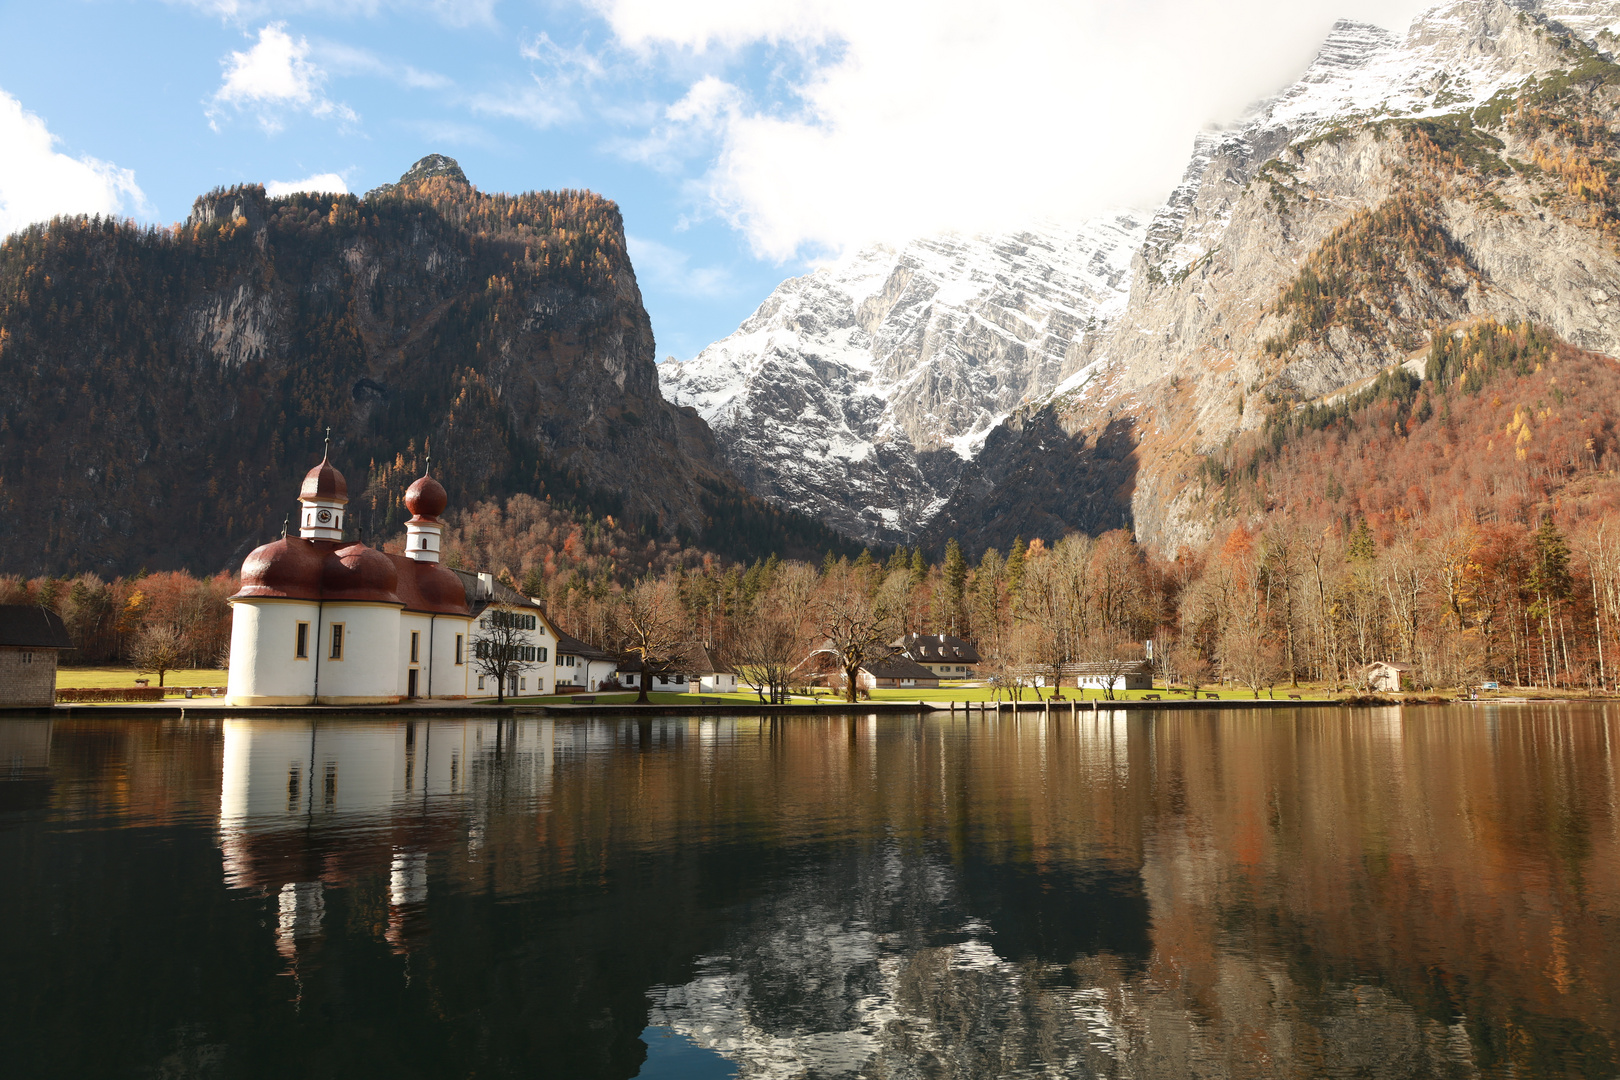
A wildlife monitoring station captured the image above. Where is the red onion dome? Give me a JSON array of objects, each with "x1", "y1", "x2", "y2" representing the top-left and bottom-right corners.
[
  {"x1": 404, "y1": 474, "x2": 447, "y2": 520},
  {"x1": 233, "y1": 537, "x2": 326, "y2": 600},
  {"x1": 410, "y1": 561, "x2": 473, "y2": 615},
  {"x1": 321, "y1": 543, "x2": 402, "y2": 605},
  {"x1": 300, "y1": 456, "x2": 349, "y2": 504}
]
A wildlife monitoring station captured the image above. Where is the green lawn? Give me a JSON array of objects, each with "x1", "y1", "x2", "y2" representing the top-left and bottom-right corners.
[
  {"x1": 488, "y1": 684, "x2": 1347, "y2": 707},
  {"x1": 859, "y1": 684, "x2": 1342, "y2": 703},
  {"x1": 489, "y1": 689, "x2": 832, "y2": 706},
  {"x1": 58, "y1": 666, "x2": 228, "y2": 690}
]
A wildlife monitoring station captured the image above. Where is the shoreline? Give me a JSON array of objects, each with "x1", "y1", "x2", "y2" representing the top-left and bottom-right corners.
[{"x1": 6, "y1": 696, "x2": 1597, "y2": 720}]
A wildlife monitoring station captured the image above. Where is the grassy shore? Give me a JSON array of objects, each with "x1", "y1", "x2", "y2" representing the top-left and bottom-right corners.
[
  {"x1": 492, "y1": 684, "x2": 1343, "y2": 707},
  {"x1": 57, "y1": 667, "x2": 228, "y2": 690}
]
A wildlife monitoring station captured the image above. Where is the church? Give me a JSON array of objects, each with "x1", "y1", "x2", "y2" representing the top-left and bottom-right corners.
[{"x1": 226, "y1": 446, "x2": 533, "y2": 706}]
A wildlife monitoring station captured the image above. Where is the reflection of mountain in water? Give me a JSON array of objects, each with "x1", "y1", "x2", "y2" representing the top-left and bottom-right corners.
[{"x1": 647, "y1": 842, "x2": 1482, "y2": 1079}]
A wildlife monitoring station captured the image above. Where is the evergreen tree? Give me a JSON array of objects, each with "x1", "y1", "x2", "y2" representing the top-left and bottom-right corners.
[
  {"x1": 1529, "y1": 517, "x2": 1572, "y2": 601},
  {"x1": 943, "y1": 538, "x2": 968, "y2": 636},
  {"x1": 1348, "y1": 518, "x2": 1377, "y2": 561},
  {"x1": 1005, "y1": 535, "x2": 1027, "y2": 598}
]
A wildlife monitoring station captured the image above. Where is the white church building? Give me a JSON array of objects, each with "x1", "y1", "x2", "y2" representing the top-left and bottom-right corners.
[{"x1": 226, "y1": 448, "x2": 557, "y2": 705}]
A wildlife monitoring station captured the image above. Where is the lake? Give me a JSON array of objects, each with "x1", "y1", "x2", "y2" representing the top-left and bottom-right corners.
[{"x1": 1, "y1": 706, "x2": 1616, "y2": 1079}]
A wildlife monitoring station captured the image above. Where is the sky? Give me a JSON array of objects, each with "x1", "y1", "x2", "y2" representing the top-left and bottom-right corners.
[{"x1": 0, "y1": 0, "x2": 1437, "y2": 360}]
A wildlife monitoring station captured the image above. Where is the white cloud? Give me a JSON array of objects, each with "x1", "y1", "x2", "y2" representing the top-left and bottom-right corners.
[
  {"x1": 471, "y1": 31, "x2": 614, "y2": 129},
  {"x1": 173, "y1": 0, "x2": 497, "y2": 28},
  {"x1": 315, "y1": 41, "x2": 452, "y2": 89},
  {"x1": 265, "y1": 171, "x2": 349, "y2": 196},
  {"x1": 208, "y1": 22, "x2": 358, "y2": 132},
  {"x1": 0, "y1": 90, "x2": 152, "y2": 237},
  {"x1": 626, "y1": 233, "x2": 734, "y2": 299},
  {"x1": 591, "y1": 0, "x2": 1438, "y2": 260}
]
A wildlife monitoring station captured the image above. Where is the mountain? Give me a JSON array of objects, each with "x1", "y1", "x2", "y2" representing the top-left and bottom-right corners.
[
  {"x1": 0, "y1": 157, "x2": 853, "y2": 577},
  {"x1": 939, "y1": 0, "x2": 1620, "y2": 554},
  {"x1": 659, "y1": 217, "x2": 1144, "y2": 545},
  {"x1": 672, "y1": 0, "x2": 1620, "y2": 555}
]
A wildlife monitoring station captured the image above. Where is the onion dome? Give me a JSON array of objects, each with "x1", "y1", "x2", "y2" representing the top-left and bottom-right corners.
[
  {"x1": 321, "y1": 543, "x2": 402, "y2": 605},
  {"x1": 404, "y1": 473, "x2": 447, "y2": 521},
  {"x1": 300, "y1": 455, "x2": 349, "y2": 505},
  {"x1": 397, "y1": 559, "x2": 472, "y2": 615},
  {"x1": 232, "y1": 537, "x2": 327, "y2": 600}
]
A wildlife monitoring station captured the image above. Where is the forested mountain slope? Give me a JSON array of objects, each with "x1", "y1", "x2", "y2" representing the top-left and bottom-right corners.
[
  {"x1": 1200, "y1": 321, "x2": 1620, "y2": 531},
  {"x1": 0, "y1": 157, "x2": 851, "y2": 577}
]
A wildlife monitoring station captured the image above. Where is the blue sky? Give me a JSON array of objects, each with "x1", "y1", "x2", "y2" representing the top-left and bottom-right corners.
[{"x1": 0, "y1": 0, "x2": 1433, "y2": 360}]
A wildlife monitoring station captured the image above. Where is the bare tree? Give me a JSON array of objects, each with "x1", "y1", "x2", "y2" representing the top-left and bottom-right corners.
[
  {"x1": 1016, "y1": 536, "x2": 1090, "y2": 696},
  {"x1": 1574, "y1": 519, "x2": 1620, "y2": 691},
  {"x1": 814, "y1": 568, "x2": 897, "y2": 704},
  {"x1": 617, "y1": 577, "x2": 689, "y2": 704},
  {"x1": 473, "y1": 608, "x2": 537, "y2": 703},
  {"x1": 130, "y1": 623, "x2": 186, "y2": 688},
  {"x1": 734, "y1": 565, "x2": 815, "y2": 704},
  {"x1": 1219, "y1": 620, "x2": 1281, "y2": 698},
  {"x1": 1379, "y1": 528, "x2": 1428, "y2": 662}
]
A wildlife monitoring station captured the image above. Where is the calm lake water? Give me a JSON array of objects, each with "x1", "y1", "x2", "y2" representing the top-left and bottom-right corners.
[{"x1": 1, "y1": 707, "x2": 1616, "y2": 1079}]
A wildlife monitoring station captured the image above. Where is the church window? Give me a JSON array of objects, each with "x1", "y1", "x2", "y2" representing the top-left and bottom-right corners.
[
  {"x1": 329, "y1": 623, "x2": 345, "y2": 661},
  {"x1": 410, "y1": 631, "x2": 420, "y2": 663},
  {"x1": 295, "y1": 622, "x2": 309, "y2": 659},
  {"x1": 455, "y1": 635, "x2": 464, "y2": 665}
]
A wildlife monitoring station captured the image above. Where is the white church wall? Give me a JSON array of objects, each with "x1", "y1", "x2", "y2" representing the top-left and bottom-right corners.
[
  {"x1": 316, "y1": 603, "x2": 403, "y2": 704},
  {"x1": 429, "y1": 617, "x2": 471, "y2": 698},
  {"x1": 227, "y1": 599, "x2": 321, "y2": 706}
]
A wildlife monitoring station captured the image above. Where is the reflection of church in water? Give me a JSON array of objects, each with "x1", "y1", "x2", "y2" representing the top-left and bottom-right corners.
[{"x1": 218, "y1": 717, "x2": 561, "y2": 961}]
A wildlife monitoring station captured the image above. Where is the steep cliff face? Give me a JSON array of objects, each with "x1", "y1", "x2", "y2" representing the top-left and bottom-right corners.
[
  {"x1": 660, "y1": 217, "x2": 1144, "y2": 544},
  {"x1": 921, "y1": 0, "x2": 1620, "y2": 552},
  {"x1": 0, "y1": 158, "x2": 842, "y2": 576}
]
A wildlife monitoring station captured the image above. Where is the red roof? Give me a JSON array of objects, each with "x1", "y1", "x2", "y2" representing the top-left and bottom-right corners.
[
  {"x1": 299, "y1": 456, "x2": 349, "y2": 504},
  {"x1": 233, "y1": 537, "x2": 468, "y2": 615},
  {"x1": 391, "y1": 555, "x2": 470, "y2": 615}
]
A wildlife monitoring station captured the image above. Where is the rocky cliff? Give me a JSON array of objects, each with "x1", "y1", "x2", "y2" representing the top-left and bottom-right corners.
[{"x1": 0, "y1": 157, "x2": 849, "y2": 576}]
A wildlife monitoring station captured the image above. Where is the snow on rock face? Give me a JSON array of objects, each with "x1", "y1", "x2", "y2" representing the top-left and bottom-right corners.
[
  {"x1": 660, "y1": 217, "x2": 1144, "y2": 545},
  {"x1": 1146, "y1": 1, "x2": 1589, "y2": 275}
]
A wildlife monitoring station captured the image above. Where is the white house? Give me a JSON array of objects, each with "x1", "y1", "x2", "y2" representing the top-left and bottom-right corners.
[
  {"x1": 456, "y1": 571, "x2": 556, "y2": 699},
  {"x1": 689, "y1": 644, "x2": 738, "y2": 693},
  {"x1": 894, "y1": 633, "x2": 982, "y2": 678},
  {"x1": 554, "y1": 632, "x2": 619, "y2": 693}
]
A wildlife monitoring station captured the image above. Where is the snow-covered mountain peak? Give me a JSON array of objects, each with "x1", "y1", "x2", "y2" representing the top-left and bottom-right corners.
[{"x1": 659, "y1": 215, "x2": 1145, "y2": 544}]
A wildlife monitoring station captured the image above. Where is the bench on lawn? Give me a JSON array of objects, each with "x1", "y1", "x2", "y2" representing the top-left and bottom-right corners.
[
  {"x1": 699, "y1": 697, "x2": 723, "y2": 705},
  {"x1": 1143, "y1": 694, "x2": 1161, "y2": 700},
  {"x1": 571, "y1": 695, "x2": 596, "y2": 704}
]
